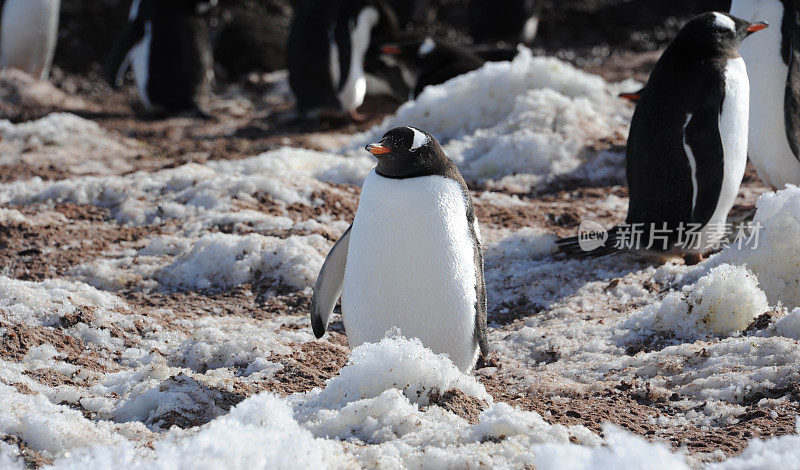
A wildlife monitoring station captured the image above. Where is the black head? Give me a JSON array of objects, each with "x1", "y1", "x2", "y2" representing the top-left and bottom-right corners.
[
  {"x1": 365, "y1": 127, "x2": 450, "y2": 178},
  {"x1": 673, "y1": 12, "x2": 768, "y2": 53}
]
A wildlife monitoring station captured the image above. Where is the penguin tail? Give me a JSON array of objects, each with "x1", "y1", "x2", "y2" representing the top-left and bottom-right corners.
[{"x1": 556, "y1": 226, "x2": 622, "y2": 258}]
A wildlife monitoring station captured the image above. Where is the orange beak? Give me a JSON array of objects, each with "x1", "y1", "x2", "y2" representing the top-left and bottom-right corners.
[
  {"x1": 381, "y1": 45, "x2": 403, "y2": 55},
  {"x1": 619, "y1": 92, "x2": 641, "y2": 102},
  {"x1": 366, "y1": 143, "x2": 392, "y2": 155},
  {"x1": 746, "y1": 22, "x2": 769, "y2": 33}
]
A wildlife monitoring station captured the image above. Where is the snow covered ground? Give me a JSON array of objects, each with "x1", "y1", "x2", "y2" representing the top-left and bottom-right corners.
[{"x1": 1, "y1": 51, "x2": 799, "y2": 468}]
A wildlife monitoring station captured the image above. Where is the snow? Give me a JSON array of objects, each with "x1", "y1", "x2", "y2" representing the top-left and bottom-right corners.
[
  {"x1": 306, "y1": 335, "x2": 491, "y2": 408},
  {"x1": 624, "y1": 264, "x2": 769, "y2": 338},
  {"x1": 2, "y1": 52, "x2": 800, "y2": 468},
  {"x1": 0, "y1": 113, "x2": 142, "y2": 175},
  {"x1": 714, "y1": 185, "x2": 800, "y2": 309},
  {"x1": 350, "y1": 48, "x2": 636, "y2": 188},
  {"x1": 155, "y1": 233, "x2": 328, "y2": 291}
]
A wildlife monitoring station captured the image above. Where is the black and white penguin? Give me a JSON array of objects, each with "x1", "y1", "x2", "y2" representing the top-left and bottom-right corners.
[
  {"x1": 379, "y1": 36, "x2": 485, "y2": 99},
  {"x1": 105, "y1": 0, "x2": 216, "y2": 114},
  {"x1": 288, "y1": 0, "x2": 398, "y2": 119},
  {"x1": 0, "y1": 0, "x2": 60, "y2": 80},
  {"x1": 731, "y1": 0, "x2": 800, "y2": 189},
  {"x1": 558, "y1": 12, "x2": 768, "y2": 259},
  {"x1": 469, "y1": 0, "x2": 539, "y2": 46},
  {"x1": 311, "y1": 127, "x2": 488, "y2": 372}
]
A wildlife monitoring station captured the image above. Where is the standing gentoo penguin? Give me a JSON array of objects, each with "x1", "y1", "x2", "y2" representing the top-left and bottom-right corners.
[
  {"x1": 288, "y1": 0, "x2": 398, "y2": 119},
  {"x1": 731, "y1": 0, "x2": 800, "y2": 189},
  {"x1": 379, "y1": 36, "x2": 485, "y2": 99},
  {"x1": 105, "y1": 0, "x2": 217, "y2": 114},
  {"x1": 0, "y1": 0, "x2": 60, "y2": 80},
  {"x1": 311, "y1": 127, "x2": 488, "y2": 372},
  {"x1": 558, "y1": 13, "x2": 767, "y2": 260}
]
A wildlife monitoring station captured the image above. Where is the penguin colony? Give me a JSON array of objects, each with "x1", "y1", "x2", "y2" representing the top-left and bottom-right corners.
[{"x1": 0, "y1": 2, "x2": 790, "y2": 372}]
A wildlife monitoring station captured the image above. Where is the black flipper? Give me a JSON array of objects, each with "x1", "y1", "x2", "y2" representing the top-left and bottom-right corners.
[
  {"x1": 310, "y1": 226, "x2": 351, "y2": 338},
  {"x1": 105, "y1": 18, "x2": 145, "y2": 88},
  {"x1": 684, "y1": 103, "x2": 725, "y2": 226},
  {"x1": 469, "y1": 213, "x2": 489, "y2": 359},
  {"x1": 556, "y1": 226, "x2": 622, "y2": 258}
]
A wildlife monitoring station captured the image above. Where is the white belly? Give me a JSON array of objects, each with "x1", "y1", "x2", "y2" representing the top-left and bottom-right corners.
[
  {"x1": 336, "y1": 7, "x2": 377, "y2": 112},
  {"x1": 0, "y1": 0, "x2": 60, "y2": 80},
  {"x1": 130, "y1": 21, "x2": 153, "y2": 110},
  {"x1": 731, "y1": 0, "x2": 800, "y2": 188},
  {"x1": 342, "y1": 170, "x2": 480, "y2": 371},
  {"x1": 700, "y1": 57, "x2": 750, "y2": 248}
]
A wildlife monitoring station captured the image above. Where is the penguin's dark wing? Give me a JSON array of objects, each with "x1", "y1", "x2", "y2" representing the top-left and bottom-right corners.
[
  {"x1": 310, "y1": 225, "x2": 351, "y2": 338},
  {"x1": 684, "y1": 100, "x2": 725, "y2": 226},
  {"x1": 104, "y1": 18, "x2": 145, "y2": 88},
  {"x1": 785, "y1": 20, "x2": 800, "y2": 161}
]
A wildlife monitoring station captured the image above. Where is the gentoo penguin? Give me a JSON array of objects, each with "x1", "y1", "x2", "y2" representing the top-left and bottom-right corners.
[
  {"x1": 311, "y1": 127, "x2": 488, "y2": 372},
  {"x1": 379, "y1": 36, "x2": 485, "y2": 99},
  {"x1": 0, "y1": 0, "x2": 60, "y2": 80},
  {"x1": 730, "y1": 0, "x2": 800, "y2": 189},
  {"x1": 557, "y1": 13, "x2": 767, "y2": 259},
  {"x1": 105, "y1": 0, "x2": 216, "y2": 114},
  {"x1": 469, "y1": 0, "x2": 539, "y2": 46},
  {"x1": 288, "y1": 0, "x2": 398, "y2": 119}
]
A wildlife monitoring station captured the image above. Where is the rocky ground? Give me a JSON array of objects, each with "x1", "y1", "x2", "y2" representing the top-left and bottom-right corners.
[{"x1": 3, "y1": 1, "x2": 800, "y2": 468}]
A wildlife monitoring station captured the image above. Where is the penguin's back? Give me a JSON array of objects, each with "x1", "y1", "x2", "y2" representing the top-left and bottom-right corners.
[
  {"x1": 144, "y1": 5, "x2": 213, "y2": 112},
  {"x1": 342, "y1": 170, "x2": 480, "y2": 371}
]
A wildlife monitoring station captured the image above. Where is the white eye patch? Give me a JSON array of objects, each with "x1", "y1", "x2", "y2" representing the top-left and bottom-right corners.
[
  {"x1": 418, "y1": 37, "x2": 436, "y2": 57},
  {"x1": 408, "y1": 127, "x2": 428, "y2": 150},
  {"x1": 712, "y1": 12, "x2": 736, "y2": 31}
]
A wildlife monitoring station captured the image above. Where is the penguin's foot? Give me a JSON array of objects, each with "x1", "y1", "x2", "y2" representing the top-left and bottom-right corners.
[{"x1": 683, "y1": 253, "x2": 704, "y2": 266}]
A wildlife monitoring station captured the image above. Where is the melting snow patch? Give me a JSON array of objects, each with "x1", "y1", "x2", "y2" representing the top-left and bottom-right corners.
[
  {"x1": 715, "y1": 185, "x2": 800, "y2": 309},
  {"x1": 0, "y1": 113, "x2": 141, "y2": 175},
  {"x1": 156, "y1": 233, "x2": 328, "y2": 291},
  {"x1": 351, "y1": 49, "x2": 636, "y2": 187},
  {"x1": 625, "y1": 264, "x2": 769, "y2": 339}
]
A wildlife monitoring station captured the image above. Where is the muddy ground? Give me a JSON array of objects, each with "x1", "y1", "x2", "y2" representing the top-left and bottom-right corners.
[{"x1": 4, "y1": 0, "x2": 796, "y2": 467}]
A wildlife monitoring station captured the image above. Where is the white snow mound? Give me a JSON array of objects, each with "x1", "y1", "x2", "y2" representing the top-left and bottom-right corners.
[
  {"x1": 626, "y1": 264, "x2": 769, "y2": 338},
  {"x1": 308, "y1": 335, "x2": 492, "y2": 408},
  {"x1": 351, "y1": 48, "x2": 635, "y2": 184},
  {"x1": 716, "y1": 185, "x2": 800, "y2": 309}
]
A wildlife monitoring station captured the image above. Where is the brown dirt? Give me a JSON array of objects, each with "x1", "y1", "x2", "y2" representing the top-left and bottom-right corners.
[
  {"x1": 0, "y1": 205, "x2": 164, "y2": 282},
  {"x1": 427, "y1": 389, "x2": 489, "y2": 424},
  {"x1": 1, "y1": 435, "x2": 54, "y2": 468},
  {"x1": 267, "y1": 337, "x2": 350, "y2": 396},
  {"x1": 480, "y1": 372, "x2": 800, "y2": 459},
  {"x1": 0, "y1": 325, "x2": 108, "y2": 372}
]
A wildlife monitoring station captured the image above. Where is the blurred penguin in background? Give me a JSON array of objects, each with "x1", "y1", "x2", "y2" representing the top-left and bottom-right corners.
[
  {"x1": 469, "y1": 0, "x2": 539, "y2": 46},
  {"x1": 288, "y1": 0, "x2": 399, "y2": 120},
  {"x1": 106, "y1": 0, "x2": 217, "y2": 115},
  {"x1": 0, "y1": 0, "x2": 61, "y2": 80},
  {"x1": 378, "y1": 36, "x2": 485, "y2": 99}
]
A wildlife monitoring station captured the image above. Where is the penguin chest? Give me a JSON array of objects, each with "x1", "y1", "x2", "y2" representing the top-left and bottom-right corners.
[
  {"x1": 732, "y1": 0, "x2": 800, "y2": 187},
  {"x1": 716, "y1": 58, "x2": 750, "y2": 212},
  {"x1": 699, "y1": 57, "x2": 750, "y2": 244},
  {"x1": 342, "y1": 172, "x2": 479, "y2": 369},
  {"x1": 129, "y1": 21, "x2": 154, "y2": 109},
  {"x1": 0, "y1": 0, "x2": 60, "y2": 79},
  {"x1": 334, "y1": 7, "x2": 378, "y2": 111}
]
